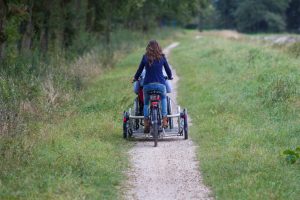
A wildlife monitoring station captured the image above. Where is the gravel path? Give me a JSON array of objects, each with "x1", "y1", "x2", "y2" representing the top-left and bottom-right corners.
[{"x1": 124, "y1": 43, "x2": 213, "y2": 200}]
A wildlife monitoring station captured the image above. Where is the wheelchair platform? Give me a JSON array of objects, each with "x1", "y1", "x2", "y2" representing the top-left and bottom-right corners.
[
  {"x1": 123, "y1": 96, "x2": 188, "y2": 140},
  {"x1": 131, "y1": 127, "x2": 183, "y2": 138}
]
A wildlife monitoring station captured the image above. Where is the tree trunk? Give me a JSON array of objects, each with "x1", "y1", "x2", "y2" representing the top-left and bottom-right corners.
[
  {"x1": 20, "y1": 1, "x2": 33, "y2": 56},
  {"x1": 0, "y1": 0, "x2": 7, "y2": 60},
  {"x1": 86, "y1": 0, "x2": 95, "y2": 32},
  {"x1": 105, "y1": 18, "x2": 111, "y2": 46},
  {"x1": 40, "y1": 9, "x2": 50, "y2": 55},
  {"x1": 40, "y1": 28, "x2": 48, "y2": 55},
  {"x1": 142, "y1": 5, "x2": 149, "y2": 32},
  {"x1": 104, "y1": 2, "x2": 113, "y2": 67}
]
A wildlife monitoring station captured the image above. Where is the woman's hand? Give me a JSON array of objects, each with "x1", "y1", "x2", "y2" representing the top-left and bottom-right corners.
[{"x1": 131, "y1": 78, "x2": 137, "y2": 83}]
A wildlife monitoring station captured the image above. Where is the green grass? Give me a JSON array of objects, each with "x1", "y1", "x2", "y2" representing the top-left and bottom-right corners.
[
  {"x1": 3, "y1": 28, "x2": 298, "y2": 199},
  {"x1": 0, "y1": 60, "x2": 136, "y2": 199},
  {"x1": 0, "y1": 28, "x2": 183, "y2": 199},
  {"x1": 171, "y1": 31, "x2": 300, "y2": 200}
]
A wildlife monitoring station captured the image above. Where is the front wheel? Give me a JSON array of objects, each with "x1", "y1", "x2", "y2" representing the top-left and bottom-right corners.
[{"x1": 183, "y1": 109, "x2": 188, "y2": 140}]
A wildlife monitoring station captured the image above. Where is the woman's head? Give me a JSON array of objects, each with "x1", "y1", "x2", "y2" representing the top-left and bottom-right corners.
[{"x1": 146, "y1": 40, "x2": 163, "y2": 65}]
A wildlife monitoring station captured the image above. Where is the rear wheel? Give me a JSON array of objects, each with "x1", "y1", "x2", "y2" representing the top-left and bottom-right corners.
[
  {"x1": 133, "y1": 97, "x2": 139, "y2": 130},
  {"x1": 123, "y1": 111, "x2": 129, "y2": 139},
  {"x1": 151, "y1": 108, "x2": 159, "y2": 147},
  {"x1": 167, "y1": 96, "x2": 173, "y2": 129},
  {"x1": 183, "y1": 109, "x2": 188, "y2": 140}
]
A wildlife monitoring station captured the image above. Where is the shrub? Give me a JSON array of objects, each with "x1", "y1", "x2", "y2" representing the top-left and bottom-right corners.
[{"x1": 283, "y1": 147, "x2": 300, "y2": 164}]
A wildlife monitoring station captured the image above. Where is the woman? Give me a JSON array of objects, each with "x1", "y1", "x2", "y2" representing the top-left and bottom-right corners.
[
  {"x1": 133, "y1": 40, "x2": 173, "y2": 133},
  {"x1": 133, "y1": 69, "x2": 172, "y2": 94}
]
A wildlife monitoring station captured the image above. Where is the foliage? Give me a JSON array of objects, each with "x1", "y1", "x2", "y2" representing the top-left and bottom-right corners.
[
  {"x1": 234, "y1": 0, "x2": 289, "y2": 32},
  {"x1": 214, "y1": 0, "x2": 299, "y2": 32},
  {"x1": 198, "y1": 4, "x2": 218, "y2": 30},
  {"x1": 283, "y1": 147, "x2": 300, "y2": 164},
  {"x1": 214, "y1": 0, "x2": 238, "y2": 28},
  {"x1": 286, "y1": 0, "x2": 300, "y2": 32}
]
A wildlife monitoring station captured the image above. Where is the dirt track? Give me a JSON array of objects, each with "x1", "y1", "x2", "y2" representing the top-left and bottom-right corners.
[{"x1": 124, "y1": 43, "x2": 213, "y2": 200}]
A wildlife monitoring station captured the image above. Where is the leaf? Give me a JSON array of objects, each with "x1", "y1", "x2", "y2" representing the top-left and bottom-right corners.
[
  {"x1": 283, "y1": 148, "x2": 300, "y2": 164},
  {"x1": 283, "y1": 149, "x2": 295, "y2": 155},
  {"x1": 286, "y1": 155, "x2": 297, "y2": 164}
]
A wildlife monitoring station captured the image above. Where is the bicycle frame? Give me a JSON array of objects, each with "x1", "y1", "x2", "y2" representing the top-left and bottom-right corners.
[
  {"x1": 149, "y1": 93, "x2": 162, "y2": 147},
  {"x1": 149, "y1": 93, "x2": 162, "y2": 124}
]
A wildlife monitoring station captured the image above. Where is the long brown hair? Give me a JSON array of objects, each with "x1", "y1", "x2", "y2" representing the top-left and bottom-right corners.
[{"x1": 146, "y1": 40, "x2": 163, "y2": 65}]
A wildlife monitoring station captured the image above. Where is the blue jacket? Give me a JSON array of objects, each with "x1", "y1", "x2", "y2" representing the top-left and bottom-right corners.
[{"x1": 134, "y1": 55, "x2": 172, "y2": 85}]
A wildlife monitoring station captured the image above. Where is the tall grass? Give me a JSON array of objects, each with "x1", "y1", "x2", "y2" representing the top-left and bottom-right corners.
[
  {"x1": 171, "y1": 31, "x2": 300, "y2": 199},
  {"x1": 0, "y1": 66, "x2": 133, "y2": 199},
  {"x1": 287, "y1": 42, "x2": 300, "y2": 57}
]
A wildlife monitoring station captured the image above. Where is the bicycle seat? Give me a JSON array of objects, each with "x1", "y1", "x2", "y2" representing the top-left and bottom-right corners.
[{"x1": 147, "y1": 90, "x2": 162, "y2": 95}]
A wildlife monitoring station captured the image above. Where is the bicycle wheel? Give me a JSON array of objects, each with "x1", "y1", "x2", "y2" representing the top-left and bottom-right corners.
[
  {"x1": 167, "y1": 96, "x2": 173, "y2": 129},
  {"x1": 133, "y1": 97, "x2": 139, "y2": 130},
  {"x1": 183, "y1": 108, "x2": 188, "y2": 140},
  {"x1": 123, "y1": 111, "x2": 129, "y2": 139},
  {"x1": 151, "y1": 108, "x2": 159, "y2": 147}
]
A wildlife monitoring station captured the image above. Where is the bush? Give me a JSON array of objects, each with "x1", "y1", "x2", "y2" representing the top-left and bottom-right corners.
[{"x1": 283, "y1": 147, "x2": 300, "y2": 164}]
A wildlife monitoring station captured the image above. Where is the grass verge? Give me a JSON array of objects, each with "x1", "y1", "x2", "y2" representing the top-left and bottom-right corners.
[
  {"x1": 171, "y1": 31, "x2": 300, "y2": 199},
  {"x1": 0, "y1": 58, "x2": 134, "y2": 200}
]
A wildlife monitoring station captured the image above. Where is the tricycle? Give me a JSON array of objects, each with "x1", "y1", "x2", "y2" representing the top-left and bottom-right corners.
[{"x1": 123, "y1": 81, "x2": 188, "y2": 147}]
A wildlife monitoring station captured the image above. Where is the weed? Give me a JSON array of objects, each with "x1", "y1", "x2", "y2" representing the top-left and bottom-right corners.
[{"x1": 283, "y1": 147, "x2": 300, "y2": 164}]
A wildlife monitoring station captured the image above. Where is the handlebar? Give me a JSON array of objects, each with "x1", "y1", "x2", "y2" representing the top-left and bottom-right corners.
[
  {"x1": 164, "y1": 76, "x2": 173, "y2": 80},
  {"x1": 132, "y1": 76, "x2": 173, "y2": 83},
  {"x1": 131, "y1": 76, "x2": 173, "y2": 83}
]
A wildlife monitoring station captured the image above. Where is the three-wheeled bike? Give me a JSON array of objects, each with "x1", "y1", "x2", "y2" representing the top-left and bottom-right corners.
[{"x1": 123, "y1": 79, "x2": 188, "y2": 147}]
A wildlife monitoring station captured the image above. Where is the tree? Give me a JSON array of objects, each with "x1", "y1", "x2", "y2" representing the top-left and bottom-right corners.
[
  {"x1": 214, "y1": 0, "x2": 239, "y2": 28},
  {"x1": 234, "y1": 0, "x2": 289, "y2": 32},
  {"x1": 286, "y1": 0, "x2": 300, "y2": 32},
  {"x1": 0, "y1": 0, "x2": 8, "y2": 59},
  {"x1": 214, "y1": 0, "x2": 293, "y2": 32},
  {"x1": 198, "y1": 3, "x2": 217, "y2": 30},
  {"x1": 19, "y1": 0, "x2": 33, "y2": 55}
]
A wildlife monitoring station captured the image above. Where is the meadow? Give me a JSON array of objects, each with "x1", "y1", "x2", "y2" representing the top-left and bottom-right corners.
[{"x1": 171, "y1": 31, "x2": 300, "y2": 199}]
